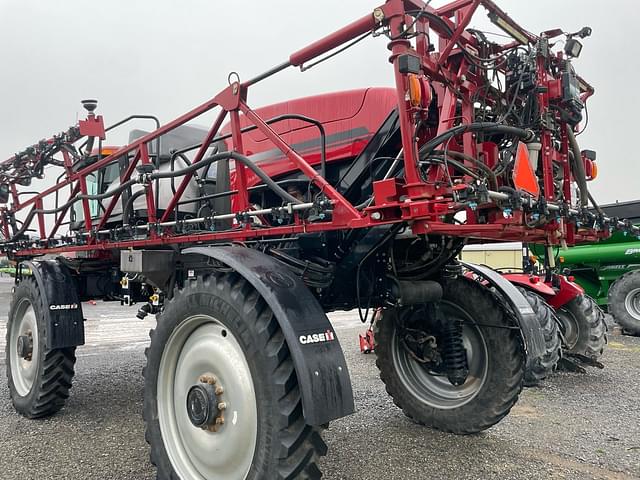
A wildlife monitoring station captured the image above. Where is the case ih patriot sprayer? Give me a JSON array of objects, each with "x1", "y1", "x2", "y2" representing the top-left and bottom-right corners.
[{"x1": 1, "y1": 1, "x2": 636, "y2": 478}]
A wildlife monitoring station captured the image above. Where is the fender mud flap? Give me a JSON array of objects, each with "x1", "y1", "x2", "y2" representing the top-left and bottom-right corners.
[
  {"x1": 182, "y1": 246, "x2": 355, "y2": 426},
  {"x1": 460, "y1": 262, "x2": 546, "y2": 370},
  {"x1": 20, "y1": 260, "x2": 85, "y2": 349}
]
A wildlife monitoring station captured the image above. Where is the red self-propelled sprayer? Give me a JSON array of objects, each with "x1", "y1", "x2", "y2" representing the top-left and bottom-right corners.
[{"x1": 0, "y1": 2, "x2": 635, "y2": 478}]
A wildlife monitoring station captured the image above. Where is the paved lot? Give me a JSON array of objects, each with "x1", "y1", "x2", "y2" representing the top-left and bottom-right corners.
[{"x1": 0, "y1": 276, "x2": 639, "y2": 479}]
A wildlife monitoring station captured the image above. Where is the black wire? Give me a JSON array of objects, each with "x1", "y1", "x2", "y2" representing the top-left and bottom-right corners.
[
  {"x1": 356, "y1": 224, "x2": 404, "y2": 324},
  {"x1": 388, "y1": 1, "x2": 433, "y2": 40},
  {"x1": 575, "y1": 101, "x2": 589, "y2": 136},
  {"x1": 301, "y1": 31, "x2": 373, "y2": 72}
]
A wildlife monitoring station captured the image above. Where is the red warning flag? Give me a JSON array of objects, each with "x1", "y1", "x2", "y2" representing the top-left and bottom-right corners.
[{"x1": 512, "y1": 142, "x2": 540, "y2": 196}]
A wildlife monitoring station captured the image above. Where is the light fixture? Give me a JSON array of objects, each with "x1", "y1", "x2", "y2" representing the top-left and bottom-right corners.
[{"x1": 488, "y1": 12, "x2": 529, "y2": 45}]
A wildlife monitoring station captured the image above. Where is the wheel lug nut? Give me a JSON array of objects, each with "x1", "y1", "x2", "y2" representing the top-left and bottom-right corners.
[
  {"x1": 215, "y1": 417, "x2": 225, "y2": 425},
  {"x1": 199, "y1": 374, "x2": 217, "y2": 385},
  {"x1": 217, "y1": 402, "x2": 227, "y2": 411},
  {"x1": 215, "y1": 386, "x2": 224, "y2": 395}
]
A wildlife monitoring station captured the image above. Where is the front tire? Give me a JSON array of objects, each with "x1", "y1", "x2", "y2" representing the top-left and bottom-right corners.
[
  {"x1": 6, "y1": 277, "x2": 76, "y2": 418},
  {"x1": 516, "y1": 288, "x2": 561, "y2": 387},
  {"x1": 374, "y1": 277, "x2": 524, "y2": 434},
  {"x1": 143, "y1": 273, "x2": 326, "y2": 480},
  {"x1": 556, "y1": 294, "x2": 606, "y2": 360},
  {"x1": 608, "y1": 270, "x2": 640, "y2": 335}
]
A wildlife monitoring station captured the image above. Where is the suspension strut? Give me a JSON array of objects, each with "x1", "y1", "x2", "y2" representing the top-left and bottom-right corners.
[
  {"x1": 439, "y1": 260, "x2": 469, "y2": 386},
  {"x1": 435, "y1": 302, "x2": 468, "y2": 386}
]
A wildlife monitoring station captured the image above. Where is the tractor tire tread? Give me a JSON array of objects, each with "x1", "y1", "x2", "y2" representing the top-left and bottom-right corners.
[
  {"x1": 374, "y1": 277, "x2": 524, "y2": 435},
  {"x1": 516, "y1": 287, "x2": 562, "y2": 387},
  {"x1": 143, "y1": 273, "x2": 326, "y2": 480},
  {"x1": 6, "y1": 277, "x2": 76, "y2": 419}
]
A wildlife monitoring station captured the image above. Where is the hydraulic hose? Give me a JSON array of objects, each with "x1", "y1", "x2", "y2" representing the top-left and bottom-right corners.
[
  {"x1": 123, "y1": 189, "x2": 147, "y2": 225},
  {"x1": 420, "y1": 123, "x2": 532, "y2": 158},
  {"x1": 150, "y1": 151, "x2": 302, "y2": 205},
  {"x1": 566, "y1": 127, "x2": 588, "y2": 209},
  {"x1": 588, "y1": 191, "x2": 605, "y2": 216},
  {"x1": 7, "y1": 178, "x2": 140, "y2": 240},
  {"x1": 7, "y1": 150, "x2": 302, "y2": 242}
]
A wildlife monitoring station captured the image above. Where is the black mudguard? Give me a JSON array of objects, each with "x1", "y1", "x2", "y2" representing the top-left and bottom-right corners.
[
  {"x1": 459, "y1": 261, "x2": 546, "y2": 369},
  {"x1": 182, "y1": 246, "x2": 355, "y2": 426},
  {"x1": 20, "y1": 260, "x2": 85, "y2": 349}
]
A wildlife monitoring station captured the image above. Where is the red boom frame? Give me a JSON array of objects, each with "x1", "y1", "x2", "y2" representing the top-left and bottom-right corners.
[{"x1": 0, "y1": 0, "x2": 624, "y2": 259}]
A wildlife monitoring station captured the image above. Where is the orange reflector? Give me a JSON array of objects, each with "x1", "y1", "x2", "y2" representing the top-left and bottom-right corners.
[
  {"x1": 408, "y1": 74, "x2": 422, "y2": 107},
  {"x1": 512, "y1": 142, "x2": 540, "y2": 196},
  {"x1": 559, "y1": 256, "x2": 565, "y2": 263},
  {"x1": 590, "y1": 162, "x2": 598, "y2": 180}
]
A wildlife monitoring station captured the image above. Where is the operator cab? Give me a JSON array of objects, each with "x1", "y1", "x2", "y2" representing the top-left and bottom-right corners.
[{"x1": 70, "y1": 125, "x2": 229, "y2": 231}]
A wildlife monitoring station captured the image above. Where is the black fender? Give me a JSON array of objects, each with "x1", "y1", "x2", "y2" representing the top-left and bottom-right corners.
[
  {"x1": 19, "y1": 260, "x2": 85, "y2": 349},
  {"x1": 182, "y1": 246, "x2": 355, "y2": 426},
  {"x1": 459, "y1": 261, "x2": 546, "y2": 369}
]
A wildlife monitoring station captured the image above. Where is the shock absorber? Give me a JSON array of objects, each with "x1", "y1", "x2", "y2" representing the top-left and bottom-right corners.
[{"x1": 442, "y1": 320, "x2": 468, "y2": 386}]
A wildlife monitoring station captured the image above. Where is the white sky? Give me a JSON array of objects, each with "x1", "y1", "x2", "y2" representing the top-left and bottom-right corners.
[{"x1": 0, "y1": 0, "x2": 638, "y2": 204}]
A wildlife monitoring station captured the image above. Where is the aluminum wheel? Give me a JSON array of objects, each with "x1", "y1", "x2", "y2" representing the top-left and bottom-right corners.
[
  {"x1": 8, "y1": 298, "x2": 39, "y2": 396},
  {"x1": 157, "y1": 314, "x2": 257, "y2": 480},
  {"x1": 624, "y1": 287, "x2": 640, "y2": 321},
  {"x1": 391, "y1": 303, "x2": 488, "y2": 410}
]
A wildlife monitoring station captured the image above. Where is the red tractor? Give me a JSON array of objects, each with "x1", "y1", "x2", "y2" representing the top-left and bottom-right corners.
[{"x1": 0, "y1": 1, "x2": 632, "y2": 478}]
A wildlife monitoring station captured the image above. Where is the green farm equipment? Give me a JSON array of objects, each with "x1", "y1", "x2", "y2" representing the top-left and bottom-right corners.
[{"x1": 532, "y1": 200, "x2": 640, "y2": 335}]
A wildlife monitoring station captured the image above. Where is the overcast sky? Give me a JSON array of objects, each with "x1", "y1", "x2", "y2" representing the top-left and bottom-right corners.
[{"x1": 0, "y1": 0, "x2": 638, "y2": 204}]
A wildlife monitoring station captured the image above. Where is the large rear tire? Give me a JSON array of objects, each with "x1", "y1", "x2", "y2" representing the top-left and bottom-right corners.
[
  {"x1": 6, "y1": 277, "x2": 76, "y2": 418},
  {"x1": 143, "y1": 273, "x2": 326, "y2": 480},
  {"x1": 608, "y1": 270, "x2": 640, "y2": 335},
  {"x1": 516, "y1": 288, "x2": 561, "y2": 387},
  {"x1": 374, "y1": 277, "x2": 524, "y2": 434},
  {"x1": 556, "y1": 294, "x2": 606, "y2": 360}
]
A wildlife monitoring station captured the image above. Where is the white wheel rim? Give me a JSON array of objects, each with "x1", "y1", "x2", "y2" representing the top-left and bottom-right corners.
[
  {"x1": 157, "y1": 314, "x2": 258, "y2": 480},
  {"x1": 624, "y1": 288, "x2": 640, "y2": 321},
  {"x1": 9, "y1": 298, "x2": 39, "y2": 396}
]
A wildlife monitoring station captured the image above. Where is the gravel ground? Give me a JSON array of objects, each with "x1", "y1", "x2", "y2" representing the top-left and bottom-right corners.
[{"x1": 0, "y1": 276, "x2": 638, "y2": 480}]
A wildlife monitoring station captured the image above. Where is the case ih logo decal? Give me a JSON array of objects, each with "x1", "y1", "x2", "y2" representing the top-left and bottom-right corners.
[
  {"x1": 49, "y1": 304, "x2": 79, "y2": 310},
  {"x1": 299, "y1": 330, "x2": 335, "y2": 345}
]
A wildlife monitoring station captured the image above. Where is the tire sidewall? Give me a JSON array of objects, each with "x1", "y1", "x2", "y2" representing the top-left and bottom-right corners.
[
  {"x1": 559, "y1": 294, "x2": 606, "y2": 358},
  {"x1": 609, "y1": 271, "x2": 640, "y2": 334},
  {"x1": 144, "y1": 278, "x2": 280, "y2": 480},
  {"x1": 6, "y1": 279, "x2": 48, "y2": 413}
]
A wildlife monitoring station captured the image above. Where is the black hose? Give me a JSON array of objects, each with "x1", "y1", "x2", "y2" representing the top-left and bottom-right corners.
[
  {"x1": 123, "y1": 189, "x2": 146, "y2": 225},
  {"x1": 169, "y1": 113, "x2": 327, "y2": 180},
  {"x1": 431, "y1": 149, "x2": 498, "y2": 190},
  {"x1": 567, "y1": 127, "x2": 588, "y2": 208},
  {"x1": 588, "y1": 191, "x2": 605, "y2": 216},
  {"x1": 7, "y1": 150, "x2": 302, "y2": 242},
  {"x1": 420, "y1": 157, "x2": 482, "y2": 181},
  {"x1": 420, "y1": 123, "x2": 532, "y2": 159},
  {"x1": 150, "y1": 152, "x2": 302, "y2": 205},
  {"x1": 7, "y1": 178, "x2": 139, "y2": 240}
]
